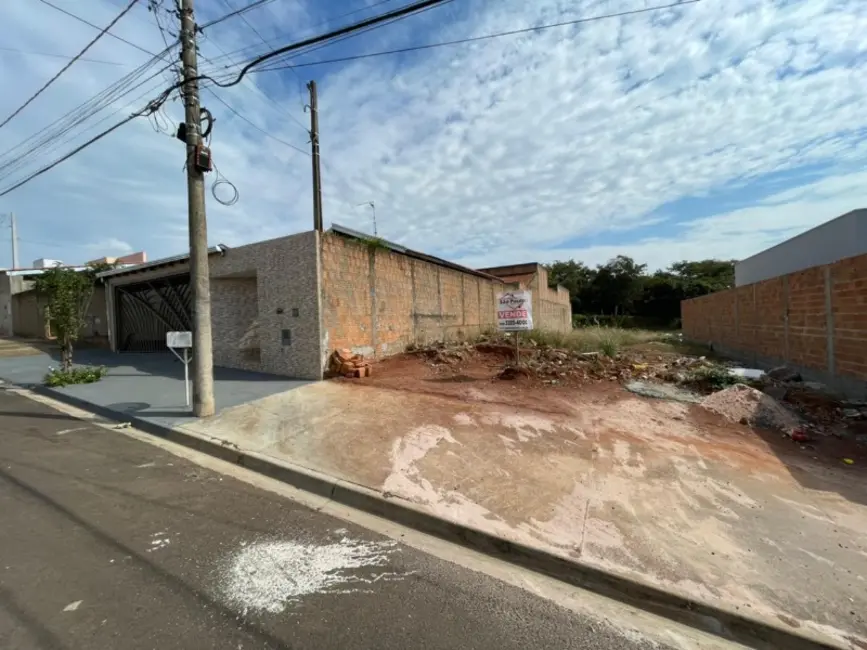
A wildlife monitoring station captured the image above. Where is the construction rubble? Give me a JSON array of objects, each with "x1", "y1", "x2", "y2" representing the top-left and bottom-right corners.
[
  {"x1": 390, "y1": 336, "x2": 867, "y2": 441},
  {"x1": 328, "y1": 348, "x2": 372, "y2": 378}
]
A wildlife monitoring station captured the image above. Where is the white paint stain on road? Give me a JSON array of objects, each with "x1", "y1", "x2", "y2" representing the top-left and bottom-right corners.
[
  {"x1": 147, "y1": 531, "x2": 172, "y2": 552},
  {"x1": 222, "y1": 537, "x2": 402, "y2": 615},
  {"x1": 56, "y1": 427, "x2": 86, "y2": 436},
  {"x1": 63, "y1": 600, "x2": 82, "y2": 612}
]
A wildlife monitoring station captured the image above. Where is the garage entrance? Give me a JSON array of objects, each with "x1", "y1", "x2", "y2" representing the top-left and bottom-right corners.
[{"x1": 114, "y1": 273, "x2": 192, "y2": 352}]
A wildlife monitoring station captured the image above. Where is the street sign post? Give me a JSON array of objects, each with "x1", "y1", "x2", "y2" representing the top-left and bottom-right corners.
[
  {"x1": 496, "y1": 290, "x2": 533, "y2": 365},
  {"x1": 167, "y1": 331, "x2": 193, "y2": 408}
]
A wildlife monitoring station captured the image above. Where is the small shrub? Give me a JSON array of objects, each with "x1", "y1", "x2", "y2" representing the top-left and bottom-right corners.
[
  {"x1": 598, "y1": 336, "x2": 619, "y2": 358},
  {"x1": 683, "y1": 364, "x2": 738, "y2": 391},
  {"x1": 44, "y1": 365, "x2": 107, "y2": 388}
]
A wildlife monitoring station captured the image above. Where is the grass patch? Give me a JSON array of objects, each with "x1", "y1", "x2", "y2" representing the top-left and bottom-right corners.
[
  {"x1": 44, "y1": 365, "x2": 107, "y2": 388},
  {"x1": 524, "y1": 327, "x2": 666, "y2": 355}
]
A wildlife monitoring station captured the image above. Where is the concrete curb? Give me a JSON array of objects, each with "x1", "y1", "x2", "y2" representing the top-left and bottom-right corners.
[{"x1": 24, "y1": 382, "x2": 844, "y2": 650}]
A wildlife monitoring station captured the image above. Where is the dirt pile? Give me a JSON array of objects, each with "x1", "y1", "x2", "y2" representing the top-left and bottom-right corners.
[{"x1": 701, "y1": 384, "x2": 802, "y2": 432}]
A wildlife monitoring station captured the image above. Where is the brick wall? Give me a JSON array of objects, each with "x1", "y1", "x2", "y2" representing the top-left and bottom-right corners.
[
  {"x1": 682, "y1": 253, "x2": 867, "y2": 393},
  {"x1": 528, "y1": 266, "x2": 573, "y2": 333},
  {"x1": 321, "y1": 233, "x2": 501, "y2": 357}
]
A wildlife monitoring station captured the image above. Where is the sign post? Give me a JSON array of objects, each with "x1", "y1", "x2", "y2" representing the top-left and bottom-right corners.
[
  {"x1": 167, "y1": 331, "x2": 193, "y2": 408},
  {"x1": 496, "y1": 290, "x2": 533, "y2": 365}
]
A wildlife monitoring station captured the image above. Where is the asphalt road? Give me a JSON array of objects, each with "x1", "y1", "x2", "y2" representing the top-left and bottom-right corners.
[{"x1": 0, "y1": 387, "x2": 672, "y2": 650}]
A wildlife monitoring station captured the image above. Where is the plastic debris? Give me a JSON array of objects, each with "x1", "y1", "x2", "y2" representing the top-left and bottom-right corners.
[
  {"x1": 625, "y1": 381, "x2": 703, "y2": 404},
  {"x1": 729, "y1": 367, "x2": 765, "y2": 379},
  {"x1": 843, "y1": 458, "x2": 855, "y2": 465}
]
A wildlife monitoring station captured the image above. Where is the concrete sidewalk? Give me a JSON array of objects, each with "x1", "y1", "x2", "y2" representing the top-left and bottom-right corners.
[
  {"x1": 177, "y1": 381, "x2": 867, "y2": 650},
  {"x1": 0, "y1": 347, "x2": 307, "y2": 427}
]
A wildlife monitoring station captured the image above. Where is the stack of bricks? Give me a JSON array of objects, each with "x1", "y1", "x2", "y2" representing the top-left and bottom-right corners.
[{"x1": 330, "y1": 348, "x2": 372, "y2": 378}]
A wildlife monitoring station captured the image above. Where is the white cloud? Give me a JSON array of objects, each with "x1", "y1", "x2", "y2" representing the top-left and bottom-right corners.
[{"x1": 0, "y1": 0, "x2": 866, "y2": 271}]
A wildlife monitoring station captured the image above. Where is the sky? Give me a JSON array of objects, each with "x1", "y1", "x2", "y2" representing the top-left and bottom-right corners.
[{"x1": 0, "y1": 0, "x2": 866, "y2": 272}]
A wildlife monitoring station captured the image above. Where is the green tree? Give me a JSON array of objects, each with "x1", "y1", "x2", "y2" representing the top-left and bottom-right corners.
[
  {"x1": 589, "y1": 256, "x2": 647, "y2": 315},
  {"x1": 546, "y1": 260, "x2": 595, "y2": 313},
  {"x1": 32, "y1": 263, "x2": 110, "y2": 370}
]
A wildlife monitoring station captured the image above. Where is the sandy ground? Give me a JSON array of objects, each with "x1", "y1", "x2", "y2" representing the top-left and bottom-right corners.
[{"x1": 182, "y1": 356, "x2": 867, "y2": 649}]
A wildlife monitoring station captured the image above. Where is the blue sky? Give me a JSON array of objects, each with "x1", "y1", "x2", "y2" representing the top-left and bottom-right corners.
[{"x1": 0, "y1": 0, "x2": 866, "y2": 271}]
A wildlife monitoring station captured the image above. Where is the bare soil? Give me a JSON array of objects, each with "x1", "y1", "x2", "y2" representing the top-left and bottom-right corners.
[{"x1": 334, "y1": 340, "x2": 867, "y2": 469}]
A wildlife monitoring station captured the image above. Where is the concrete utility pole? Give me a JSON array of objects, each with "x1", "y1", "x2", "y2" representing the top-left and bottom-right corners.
[
  {"x1": 307, "y1": 80, "x2": 323, "y2": 232},
  {"x1": 10, "y1": 212, "x2": 18, "y2": 270},
  {"x1": 179, "y1": 0, "x2": 215, "y2": 417}
]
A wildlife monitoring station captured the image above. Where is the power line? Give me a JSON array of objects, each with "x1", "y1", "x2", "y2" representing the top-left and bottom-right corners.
[
  {"x1": 199, "y1": 0, "x2": 399, "y2": 71},
  {"x1": 215, "y1": 0, "x2": 308, "y2": 122},
  {"x1": 258, "y1": 0, "x2": 702, "y2": 72},
  {"x1": 0, "y1": 46, "x2": 126, "y2": 66},
  {"x1": 198, "y1": 0, "x2": 454, "y2": 90},
  {"x1": 36, "y1": 0, "x2": 155, "y2": 58},
  {"x1": 0, "y1": 56, "x2": 173, "y2": 180},
  {"x1": 0, "y1": 100, "x2": 162, "y2": 198},
  {"x1": 203, "y1": 88, "x2": 309, "y2": 155},
  {"x1": 200, "y1": 0, "x2": 278, "y2": 30},
  {"x1": 2, "y1": 0, "x2": 142, "y2": 131}
]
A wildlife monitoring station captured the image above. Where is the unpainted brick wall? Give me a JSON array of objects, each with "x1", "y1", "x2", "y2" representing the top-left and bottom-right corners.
[
  {"x1": 528, "y1": 266, "x2": 573, "y2": 333},
  {"x1": 321, "y1": 233, "x2": 501, "y2": 357},
  {"x1": 681, "y1": 253, "x2": 867, "y2": 383}
]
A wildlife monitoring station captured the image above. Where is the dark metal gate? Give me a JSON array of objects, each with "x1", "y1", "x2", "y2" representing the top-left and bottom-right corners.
[{"x1": 115, "y1": 274, "x2": 192, "y2": 352}]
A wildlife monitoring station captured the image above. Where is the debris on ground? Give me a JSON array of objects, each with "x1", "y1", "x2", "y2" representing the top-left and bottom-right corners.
[
  {"x1": 624, "y1": 380, "x2": 702, "y2": 404},
  {"x1": 356, "y1": 335, "x2": 866, "y2": 439},
  {"x1": 767, "y1": 365, "x2": 801, "y2": 382},
  {"x1": 329, "y1": 349, "x2": 372, "y2": 378},
  {"x1": 729, "y1": 367, "x2": 765, "y2": 380},
  {"x1": 700, "y1": 384, "x2": 802, "y2": 433}
]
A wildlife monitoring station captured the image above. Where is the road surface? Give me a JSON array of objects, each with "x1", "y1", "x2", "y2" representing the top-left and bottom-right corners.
[{"x1": 0, "y1": 386, "x2": 688, "y2": 650}]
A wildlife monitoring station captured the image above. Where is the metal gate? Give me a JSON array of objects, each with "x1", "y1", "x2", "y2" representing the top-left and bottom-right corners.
[{"x1": 115, "y1": 274, "x2": 192, "y2": 352}]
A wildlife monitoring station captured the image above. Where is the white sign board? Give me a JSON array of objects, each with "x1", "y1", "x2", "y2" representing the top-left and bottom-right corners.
[
  {"x1": 497, "y1": 290, "x2": 533, "y2": 332},
  {"x1": 166, "y1": 331, "x2": 193, "y2": 408},
  {"x1": 167, "y1": 331, "x2": 192, "y2": 348}
]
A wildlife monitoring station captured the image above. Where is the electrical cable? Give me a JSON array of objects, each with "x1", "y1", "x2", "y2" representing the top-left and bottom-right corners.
[
  {"x1": 0, "y1": 0, "x2": 702, "y2": 197},
  {"x1": 200, "y1": 0, "x2": 277, "y2": 30},
  {"x1": 36, "y1": 0, "x2": 155, "y2": 58},
  {"x1": 0, "y1": 57, "x2": 174, "y2": 178},
  {"x1": 211, "y1": 159, "x2": 240, "y2": 205},
  {"x1": 199, "y1": 0, "x2": 399, "y2": 69},
  {"x1": 0, "y1": 46, "x2": 126, "y2": 66},
  {"x1": 213, "y1": 0, "x2": 309, "y2": 127},
  {"x1": 199, "y1": 0, "x2": 455, "y2": 89},
  {"x1": 197, "y1": 28, "x2": 309, "y2": 134},
  {"x1": 1, "y1": 0, "x2": 141, "y2": 131},
  {"x1": 202, "y1": 88, "x2": 309, "y2": 155},
  {"x1": 258, "y1": 0, "x2": 702, "y2": 72},
  {"x1": 0, "y1": 97, "x2": 165, "y2": 198},
  {"x1": 251, "y1": 0, "x2": 451, "y2": 76}
]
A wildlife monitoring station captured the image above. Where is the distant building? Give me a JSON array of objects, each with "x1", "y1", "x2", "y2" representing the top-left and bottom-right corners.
[
  {"x1": 31, "y1": 258, "x2": 63, "y2": 269},
  {"x1": 87, "y1": 251, "x2": 147, "y2": 266},
  {"x1": 735, "y1": 209, "x2": 867, "y2": 286},
  {"x1": 478, "y1": 262, "x2": 572, "y2": 333}
]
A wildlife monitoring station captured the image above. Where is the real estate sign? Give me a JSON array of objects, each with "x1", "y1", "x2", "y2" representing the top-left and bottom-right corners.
[{"x1": 497, "y1": 290, "x2": 533, "y2": 332}]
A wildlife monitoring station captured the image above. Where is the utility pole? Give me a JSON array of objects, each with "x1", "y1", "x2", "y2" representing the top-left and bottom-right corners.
[
  {"x1": 357, "y1": 201, "x2": 377, "y2": 236},
  {"x1": 179, "y1": 0, "x2": 215, "y2": 417},
  {"x1": 10, "y1": 212, "x2": 18, "y2": 270},
  {"x1": 307, "y1": 80, "x2": 323, "y2": 232}
]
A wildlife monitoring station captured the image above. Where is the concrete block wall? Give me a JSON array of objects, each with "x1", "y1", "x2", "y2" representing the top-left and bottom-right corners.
[
  {"x1": 320, "y1": 233, "x2": 501, "y2": 358},
  {"x1": 682, "y1": 253, "x2": 867, "y2": 398}
]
